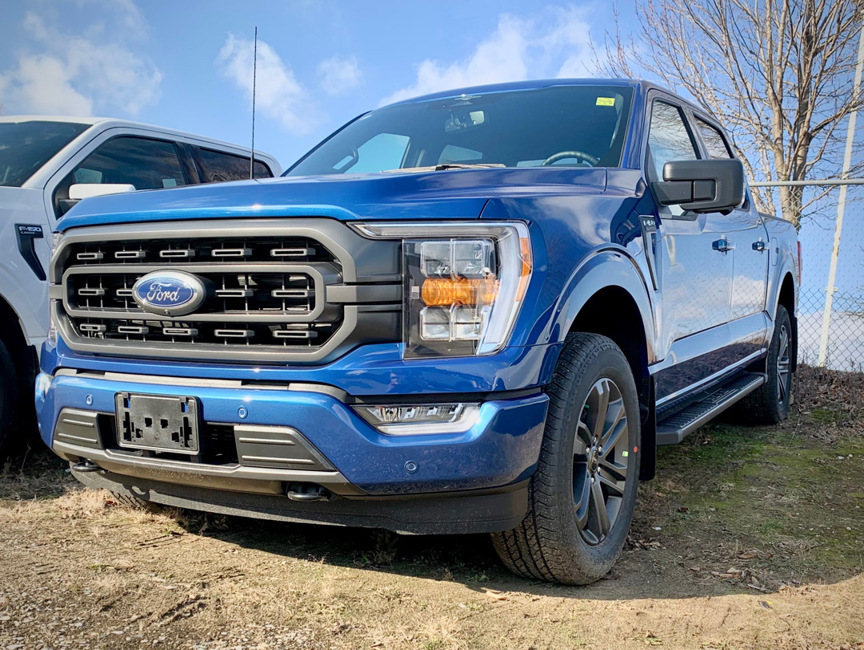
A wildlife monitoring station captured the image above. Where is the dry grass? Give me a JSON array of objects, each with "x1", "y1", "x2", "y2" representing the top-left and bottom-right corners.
[
  {"x1": 0, "y1": 370, "x2": 862, "y2": 649},
  {"x1": 790, "y1": 364, "x2": 864, "y2": 438}
]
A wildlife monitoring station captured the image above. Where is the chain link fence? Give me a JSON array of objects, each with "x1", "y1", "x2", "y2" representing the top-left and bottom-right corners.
[
  {"x1": 750, "y1": 180, "x2": 864, "y2": 373},
  {"x1": 798, "y1": 287, "x2": 864, "y2": 371}
]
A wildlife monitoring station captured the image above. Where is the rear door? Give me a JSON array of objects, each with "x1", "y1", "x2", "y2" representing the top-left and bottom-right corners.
[{"x1": 692, "y1": 116, "x2": 769, "y2": 321}]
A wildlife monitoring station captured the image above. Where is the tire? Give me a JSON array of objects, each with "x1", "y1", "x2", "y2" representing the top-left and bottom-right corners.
[
  {"x1": 737, "y1": 305, "x2": 793, "y2": 425},
  {"x1": 0, "y1": 338, "x2": 20, "y2": 458},
  {"x1": 492, "y1": 333, "x2": 641, "y2": 585}
]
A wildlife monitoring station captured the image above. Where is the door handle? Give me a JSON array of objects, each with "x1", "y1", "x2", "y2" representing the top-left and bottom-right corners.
[
  {"x1": 752, "y1": 239, "x2": 767, "y2": 252},
  {"x1": 712, "y1": 238, "x2": 733, "y2": 253}
]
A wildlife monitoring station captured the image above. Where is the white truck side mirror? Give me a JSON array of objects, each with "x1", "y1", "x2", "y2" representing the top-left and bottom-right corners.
[{"x1": 69, "y1": 183, "x2": 137, "y2": 201}]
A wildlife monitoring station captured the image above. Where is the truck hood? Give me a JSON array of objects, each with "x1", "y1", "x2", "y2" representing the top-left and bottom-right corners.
[{"x1": 57, "y1": 167, "x2": 611, "y2": 231}]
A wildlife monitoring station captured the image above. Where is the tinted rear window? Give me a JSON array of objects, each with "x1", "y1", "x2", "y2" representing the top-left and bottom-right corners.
[{"x1": 195, "y1": 147, "x2": 272, "y2": 182}]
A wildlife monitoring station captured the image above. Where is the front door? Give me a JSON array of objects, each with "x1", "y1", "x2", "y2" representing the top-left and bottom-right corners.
[{"x1": 646, "y1": 98, "x2": 738, "y2": 401}]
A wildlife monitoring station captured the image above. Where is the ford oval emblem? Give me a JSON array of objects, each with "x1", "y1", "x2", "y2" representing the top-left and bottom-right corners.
[{"x1": 132, "y1": 271, "x2": 206, "y2": 316}]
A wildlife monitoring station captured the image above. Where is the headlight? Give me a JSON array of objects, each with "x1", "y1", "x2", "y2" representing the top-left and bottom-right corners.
[{"x1": 351, "y1": 222, "x2": 532, "y2": 357}]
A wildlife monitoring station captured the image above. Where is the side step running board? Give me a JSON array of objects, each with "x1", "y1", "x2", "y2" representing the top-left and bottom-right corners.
[{"x1": 656, "y1": 372, "x2": 766, "y2": 445}]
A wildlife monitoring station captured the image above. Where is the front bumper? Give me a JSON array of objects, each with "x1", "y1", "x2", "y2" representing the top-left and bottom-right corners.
[{"x1": 36, "y1": 370, "x2": 549, "y2": 534}]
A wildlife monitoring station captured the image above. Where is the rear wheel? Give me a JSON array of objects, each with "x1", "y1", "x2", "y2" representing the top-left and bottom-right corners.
[
  {"x1": 492, "y1": 333, "x2": 641, "y2": 585},
  {"x1": 738, "y1": 306, "x2": 793, "y2": 425}
]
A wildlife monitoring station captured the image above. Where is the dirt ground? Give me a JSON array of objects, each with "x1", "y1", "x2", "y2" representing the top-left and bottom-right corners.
[{"x1": 1, "y1": 366, "x2": 862, "y2": 650}]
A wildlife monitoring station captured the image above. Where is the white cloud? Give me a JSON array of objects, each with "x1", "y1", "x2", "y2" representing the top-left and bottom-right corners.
[
  {"x1": 380, "y1": 5, "x2": 595, "y2": 106},
  {"x1": 0, "y1": 6, "x2": 161, "y2": 117},
  {"x1": 217, "y1": 34, "x2": 314, "y2": 135},
  {"x1": 5, "y1": 55, "x2": 93, "y2": 116},
  {"x1": 317, "y1": 56, "x2": 363, "y2": 96}
]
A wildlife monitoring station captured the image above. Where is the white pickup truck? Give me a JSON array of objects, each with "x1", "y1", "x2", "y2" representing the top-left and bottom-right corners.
[{"x1": 0, "y1": 116, "x2": 281, "y2": 454}]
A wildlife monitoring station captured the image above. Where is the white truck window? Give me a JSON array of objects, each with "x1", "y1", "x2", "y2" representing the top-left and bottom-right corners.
[
  {"x1": 195, "y1": 147, "x2": 273, "y2": 182},
  {"x1": 54, "y1": 136, "x2": 187, "y2": 215},
  {"x1": 0, "y1": 121, "x2": 89, "y2": 187}
]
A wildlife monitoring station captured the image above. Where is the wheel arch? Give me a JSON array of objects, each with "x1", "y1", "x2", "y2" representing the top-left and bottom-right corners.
[
  {"x1": 0, "y1": 292, "x2": 37, "y2": 387},
  {"x1": 776, "y1": 272, "x2": 797, "y2": 372},
  {"x1": 552, "y1": 251, "x2": 657, "y2": 480}
]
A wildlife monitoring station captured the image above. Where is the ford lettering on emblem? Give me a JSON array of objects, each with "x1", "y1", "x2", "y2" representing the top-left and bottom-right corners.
[{"x1": 132, "y1": 271, "x2": 206, "y2": 316}]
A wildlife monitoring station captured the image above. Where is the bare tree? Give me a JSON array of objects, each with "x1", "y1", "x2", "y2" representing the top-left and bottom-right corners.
[{"x1": 597, "y1": 0, "x2": 863, "y2": 227}]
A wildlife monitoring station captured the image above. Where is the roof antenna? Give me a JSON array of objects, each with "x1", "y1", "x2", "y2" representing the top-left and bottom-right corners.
[{"x1": 249, "y1": 25, "x2": 258, "y2": 180}]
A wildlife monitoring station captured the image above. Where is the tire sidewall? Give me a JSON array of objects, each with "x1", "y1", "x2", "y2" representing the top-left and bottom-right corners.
[{"x1": 543, "y1": 336, "x2": 641, "y2": 580}]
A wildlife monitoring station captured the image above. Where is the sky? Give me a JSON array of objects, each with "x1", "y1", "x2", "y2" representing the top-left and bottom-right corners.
[
  {"x1": 0, "y1": 0, "x2": 631, "y2": 165},
  {"x1": 0, "y1": 0, "x2": 861, "y2": 310}
]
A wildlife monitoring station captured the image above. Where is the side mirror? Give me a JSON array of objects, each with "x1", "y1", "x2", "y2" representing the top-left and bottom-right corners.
[
  {"x1": 69, "y1": 183, "x2": 137, "y2": 201},
  {"x1": 652, "y1": 159, "x2": 744, "y2": 213}
]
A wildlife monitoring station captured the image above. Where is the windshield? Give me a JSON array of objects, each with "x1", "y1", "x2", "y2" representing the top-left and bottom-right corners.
[
  {"x1": 287, "y1": 85, "x2": 634, "y2": 177},
  {"x1": 0, "y1": 121, "x2": 90, "y2": 187}
]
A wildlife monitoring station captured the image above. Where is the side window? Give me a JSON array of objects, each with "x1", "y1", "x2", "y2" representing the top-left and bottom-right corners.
[
  {"x1": 195, "y1": 147, "x2": 272, "y2": 182},
  {"x1": 696, "y1": 118, "x2": 733, "y2": 159},
  {"x1": 55, "y1": 136, "x2": 187, "y2": 216},
  {"x1": 647, "y1": 101, "x2": 700, "y2": 217},
  {"x1": 646, "y1": 101, "x2": 699, "y2": 182}
]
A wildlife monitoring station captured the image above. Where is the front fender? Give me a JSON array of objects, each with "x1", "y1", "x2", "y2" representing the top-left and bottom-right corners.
[{"x1": 542, "y1": 249, "x2": 657, "y2": 363}]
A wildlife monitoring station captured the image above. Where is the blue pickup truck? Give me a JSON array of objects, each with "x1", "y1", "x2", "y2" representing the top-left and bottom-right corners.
[{"x1": 35, "y1": 79, "x2": 798, "y2": 584}]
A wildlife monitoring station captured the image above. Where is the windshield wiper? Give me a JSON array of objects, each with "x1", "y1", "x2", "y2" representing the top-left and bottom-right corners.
[{"x1": 382, "y1": 163, "x2": 506, "y2": 173}]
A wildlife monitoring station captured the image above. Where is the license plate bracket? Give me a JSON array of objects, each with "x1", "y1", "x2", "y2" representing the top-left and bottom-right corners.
[{"x1": 115, "y1": 392, "x2": 200, "y2": 454}]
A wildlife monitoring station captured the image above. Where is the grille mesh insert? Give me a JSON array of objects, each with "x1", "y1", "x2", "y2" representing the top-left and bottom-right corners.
[{"x1": 61, "y1": 236, "x2": 340, "y2": 350}]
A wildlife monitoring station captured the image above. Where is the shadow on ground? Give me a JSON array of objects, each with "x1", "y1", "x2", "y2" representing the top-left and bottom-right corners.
[{"x1": 4, "y1": 401, "x2": 861, "y2": 603}]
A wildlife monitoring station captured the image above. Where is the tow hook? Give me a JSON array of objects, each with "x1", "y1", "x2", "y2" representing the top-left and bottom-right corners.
[
  {"x1": 284, "y1": 482, "x2": 331, "y2": 502},
  {"x1": 71, "y1": 459, "x2": 100, "y2": 473}
]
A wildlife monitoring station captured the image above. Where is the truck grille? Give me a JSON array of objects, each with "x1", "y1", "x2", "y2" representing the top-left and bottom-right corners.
[{"x1": 52, "y1": 219, "x2": 402, "y2": 364}]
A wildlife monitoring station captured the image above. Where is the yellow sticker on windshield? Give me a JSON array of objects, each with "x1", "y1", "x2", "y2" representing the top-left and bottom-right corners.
[{"x1": 596, "y1": 97, "x2": 616, "y2": 106}]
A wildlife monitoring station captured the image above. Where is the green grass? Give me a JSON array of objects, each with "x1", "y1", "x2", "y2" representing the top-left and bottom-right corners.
[{"x1": 650, "y1": 421, "x2": 864, "y2": 578}]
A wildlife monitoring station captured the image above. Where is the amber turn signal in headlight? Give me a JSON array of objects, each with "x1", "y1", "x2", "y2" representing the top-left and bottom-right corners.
[{"x1": 420, "y1": 277, "x2": 499, "y2": 307}]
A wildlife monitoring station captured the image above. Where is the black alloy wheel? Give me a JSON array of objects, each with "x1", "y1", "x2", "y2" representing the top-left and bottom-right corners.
[
  {"x1": 573, "y1": 378, "x2": 631, "y2": 545},
  {"x1": 775, "y1": 319, "x2": 791, "y2": 409}
]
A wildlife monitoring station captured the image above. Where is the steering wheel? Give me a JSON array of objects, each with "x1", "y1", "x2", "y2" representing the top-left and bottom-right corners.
[{"x1": 540, "y1": 150, "x2": 600, "y2": 167}]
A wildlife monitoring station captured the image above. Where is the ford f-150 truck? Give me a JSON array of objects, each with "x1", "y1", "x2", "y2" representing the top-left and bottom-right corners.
[
  {"x1": 35, "y1": 80, "x2": 798, "y2": 585},
  {"x1": 0, "y1": 116, "x2": 280, "y2": 455}
]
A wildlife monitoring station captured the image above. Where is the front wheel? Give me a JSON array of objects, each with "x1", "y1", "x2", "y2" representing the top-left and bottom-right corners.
[{"x1": 492, "y1": 333, "x2": 641, "y2": 585}]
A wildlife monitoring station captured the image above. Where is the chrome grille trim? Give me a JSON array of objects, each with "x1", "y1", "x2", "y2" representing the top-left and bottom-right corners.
[
  {"x1": 159, "y1": 249, "x2": 195, "y2": 259},
  {"x1": 211, "y1": 247, "x2": 251, "y2": 258},
  {"x1": 114, "y1": 250, "x2": 146, "y2": 260}
]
